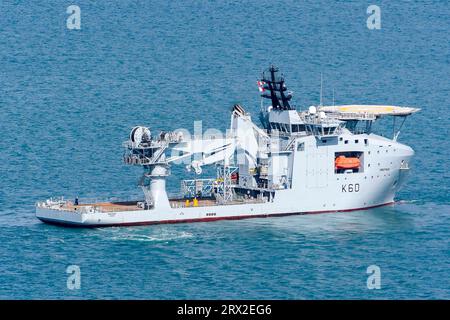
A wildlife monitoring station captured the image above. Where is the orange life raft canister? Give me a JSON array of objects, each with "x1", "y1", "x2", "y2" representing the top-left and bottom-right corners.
[{"x1": 335, "y1": 156, "x2": 360, "y2": 169}]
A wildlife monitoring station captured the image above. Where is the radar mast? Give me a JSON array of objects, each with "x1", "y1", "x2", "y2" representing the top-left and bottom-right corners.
[{"x1": 259, "y1": 65, "x2": 294, "y2": 111}]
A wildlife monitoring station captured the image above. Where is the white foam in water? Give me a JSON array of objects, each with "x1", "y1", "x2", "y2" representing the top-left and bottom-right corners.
[{"x1": 97, "y1": 227, "x2": 194, "y2": 242}]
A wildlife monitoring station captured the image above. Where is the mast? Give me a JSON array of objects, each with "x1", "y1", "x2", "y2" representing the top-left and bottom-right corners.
[
  {"x1": 320, "y1": 72, "x2": 323, "y2": 106},
  {"x1": 259, "y1": 65, "x2": 294, "y2": 111}
]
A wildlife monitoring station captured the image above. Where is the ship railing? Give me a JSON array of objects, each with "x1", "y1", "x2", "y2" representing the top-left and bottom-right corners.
[
  {"x1": 86, "y1": 206, "x2": 140, "y2": 213},
  {"x1": 36, "y1": 201, "x2": 142, "y2": 214},
  {"x1": 36, "y1": 197, "x2": 67, "y2": 210},
  {"x1": 77, "y1": 204, "x2": 145, "y2": 213},
  {"x1": 123, "y1": 154, "x2": 153, "y2": 165},
  {"x1": 36, "y1": 195, "x2": 141, "y2": 208},
  {"x1": 122, "y1": 140, "x2": 168, "y2": 149},
  {"x1": 323, "y1": 112, "x2": 377, "y2": 121},
  {"x1": 351, "y1": 128, "x2": 369, "y2": 135},
  {"x1": 400, "y1": 160, "x2": 410, "y2": 170},
  {"x1": 304, "y1": 116, "x2": 343, "y2": 126},
  {"x1": 181, "y1": 178, "x2": 216, "y2": 198},
  {"x1": 284, "y1": 137, "x2": 297, "y2": 151},
  {"x1": 71, "y1": 195, "x2": 140, "y2": 204},
  {"x1": 169, "y1": 197, "x2": 266, "y2": 209},
  {"x1": 122, "y1": 133, "x2": 186, "y2": 150}
]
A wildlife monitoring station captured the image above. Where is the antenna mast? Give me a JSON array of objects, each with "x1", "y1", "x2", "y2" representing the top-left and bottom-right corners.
[
  {"x1": 320, "y1": 72, "x2": 323, "y2": 106},
  {"x1": 332, "y1": 87, "x2": 335, "y2": 106},
  {"x1": 259, "y1": 65, "x2": 294, "y2": 111}
]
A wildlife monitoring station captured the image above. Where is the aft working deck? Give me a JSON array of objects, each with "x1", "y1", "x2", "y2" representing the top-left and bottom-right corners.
[{"x1": 37, "y1": 197, "x2": 265, "y2": 213}]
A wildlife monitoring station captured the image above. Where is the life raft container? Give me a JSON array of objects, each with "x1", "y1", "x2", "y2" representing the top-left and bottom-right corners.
[{"x1": 335, "y1": 156, "x2": 360, "y2": 169}]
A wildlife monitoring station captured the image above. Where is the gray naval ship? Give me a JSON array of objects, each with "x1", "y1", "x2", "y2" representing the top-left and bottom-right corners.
[{"x1": 36, "y1": 66, "x2": 419, "y2": 227}]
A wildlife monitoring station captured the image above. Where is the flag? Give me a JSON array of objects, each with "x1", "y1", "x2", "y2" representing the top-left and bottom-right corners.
[{"x1": 257, "y1": 81, "x2": 266, "y2": 92}]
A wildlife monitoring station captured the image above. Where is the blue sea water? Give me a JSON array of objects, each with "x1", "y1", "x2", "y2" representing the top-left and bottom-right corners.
[{"x1": 0, "y1": 0, "x2": 449, "y2": 299}]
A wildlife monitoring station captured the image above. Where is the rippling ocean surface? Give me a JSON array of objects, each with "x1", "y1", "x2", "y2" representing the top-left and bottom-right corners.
[{"x1": 0, "y1": 0, "x2": 449, "y2": 299}]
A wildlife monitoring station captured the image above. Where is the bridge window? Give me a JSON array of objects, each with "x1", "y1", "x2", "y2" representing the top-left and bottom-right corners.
[{"x1": 291, "y1": 124, "x2": 305, "y2": 133}]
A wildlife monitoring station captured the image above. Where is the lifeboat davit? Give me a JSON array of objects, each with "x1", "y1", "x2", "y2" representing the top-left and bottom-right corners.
[{"x1": 335, "y1": 156, "x2": 360, "y2": 169}]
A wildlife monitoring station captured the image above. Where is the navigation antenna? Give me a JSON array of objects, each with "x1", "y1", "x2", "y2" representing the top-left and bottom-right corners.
[
  {"x1": 332, "y1": 87, "x2": 335, "y2": 106},
  {"x1": 259, "y1": 65, "x2": 294, "y2": 111},
  {"x1": 320, "y1": 72, "x2": 323, "y2": 106}
]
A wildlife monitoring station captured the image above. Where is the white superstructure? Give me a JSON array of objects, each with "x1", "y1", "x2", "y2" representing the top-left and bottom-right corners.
[{"x1": 36, "y1": 66, "x2": 419, "y2": 227}]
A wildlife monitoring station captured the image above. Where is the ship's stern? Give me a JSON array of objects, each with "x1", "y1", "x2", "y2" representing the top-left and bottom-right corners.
[{"x1": 36, "y1": 206, "x2": 86, "y2": 227}]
